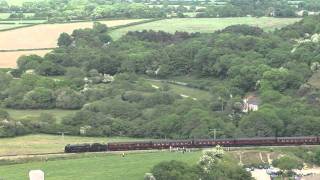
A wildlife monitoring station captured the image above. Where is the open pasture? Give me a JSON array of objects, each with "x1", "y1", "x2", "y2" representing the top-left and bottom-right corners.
[
  {"x1": 0, "y1": 50, "x2": 50, "y2": 68},
  {"x1": 0, "y1": 19, "x2": 146, "y2": 50},
  {"x1": 0, "y1": 134, "x2": 151, "y2": 156},
  {"x1": 0, "y1": 19, "x2": 46, "y2": 24},
  {"x1": 0, "y1": 19, "x2": 42, "y2": 31},
  {"x1": 147, "y1": 79, "x2": 211, "y2": 100},
  {"x1": 0, "y1": 24, "x2": 26, "y2": 30},
  {"x1": 0, "y1": 151, "x2": 200, "y2": 180},
  {"x1": 109, "y1": 17, "x2": 301, "y2": 40}
]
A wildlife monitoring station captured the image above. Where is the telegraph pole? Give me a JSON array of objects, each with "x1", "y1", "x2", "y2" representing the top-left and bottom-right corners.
[
  {"x1": 209, "y1": 128, "x2": 218, "y2": 140},
  {"x1": 57, "y1": 131, "x2": 69, "y2": 142}
]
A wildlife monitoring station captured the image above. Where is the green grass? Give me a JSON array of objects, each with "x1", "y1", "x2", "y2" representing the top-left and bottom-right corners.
[
  {"x1": 0, "y1": 19, "x2": 46, "y2": 24},
  {"x1": 109, "y1": 17, "x2": 301, "y2": 40},
  {"x1": 0, "y1": 13, "x2": 10, "y2": 19},
  {"x1": 0, "y1": 151, "x2": 201, "y2": 180},
  {"x1": 4, "y1": 108, "x2": 77, "y2": 121},
  {"x1": 0, "y1": 24, "x2": 27, "y2": 30},
  {"x1": 146, "y1": 79, "x2": 211, "y2": 100},
  {"x1": 0, "y1": 134, "x2": 152, "y2": 156}
]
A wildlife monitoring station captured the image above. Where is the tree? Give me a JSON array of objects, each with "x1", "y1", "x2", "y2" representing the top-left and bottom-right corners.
[
  {"x1": 272, "y1": 156, "x2": 303, "y2": 173},
  {"x1": 58, "y1": 33, "x2": 73, "y2": 47},
  {"x1": 198, "y1": 146, "x2": 224, "y2": 172},
  {"x1": 261, "y1": 68, "x2": 291, "y2": 92},
  {"x1": 36, "y1": 60, "x2": 65, "y2": 76},
  {"x1": 87, "y1": 54, "x2": 120, "y2": 75},
  {"x1": 0, "y1": 72, "x2": 12, "y2": 91},
  {"x1": 23, "y1": 87, "x2": 55, "y2": 109},
  {"x1": 314, "y1": 149, "x2": 320, "y2": 165},
  {"x1": 56, "y1": 88, "x2": 85, "y2": 109},
  {"x1": 151, "y1": 160, "x2": 199, "y2": 180},
  {"x1": 17, "y1": 55, "x2": 43, "y2": 71},
  {"x1": 0, "y1": 109, "x2": 9, "y2": 119},
  {"x1": 93, "y1": 22, "x2": 108, "y2": 33},
  {"x1": 239, "y1": 106, "x2": 284, "y2": 137}
]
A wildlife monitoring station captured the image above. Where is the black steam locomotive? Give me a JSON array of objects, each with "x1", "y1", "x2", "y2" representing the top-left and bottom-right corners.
[{"x1": 65, "y1": 136, "x2": 320, "y2": 153}]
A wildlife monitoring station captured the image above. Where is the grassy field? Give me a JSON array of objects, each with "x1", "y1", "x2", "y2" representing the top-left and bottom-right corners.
[
  {"x1": 0, "y1": 24, "x2": 26, "y2": 30},
  {"x1": 4, "y1": 108, "x2": 76, "y2": 121},
  {"x1": 109, "y1": 17, "x2": 301, "y2": 40},
  {"x1": 0, "y1": 13, "x2": 10, "y2": 19},
  {"x1": 0, "y1": 134, "x2": 151, "y2": 156},
  {"x1": 147, "y1": 79, "x2": 211, "y2": 100},
  {"x1": 0, "y1": 19, "x2": 46, "y2": 24},
  {"x1": 0, "y1": 151, "x2": 201, "y2": 180}
]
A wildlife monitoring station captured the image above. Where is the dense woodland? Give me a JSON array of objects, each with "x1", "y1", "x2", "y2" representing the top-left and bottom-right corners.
[
  {"x1": 1, "y1": 0, "x2": 320, "y2": 21},
  {"x1": 1, "y1": 16, "x2": 320, "y2": 139}
]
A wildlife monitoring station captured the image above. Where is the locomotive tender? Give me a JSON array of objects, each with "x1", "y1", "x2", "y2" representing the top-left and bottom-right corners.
[{"x1": 64, "y1": 136, "x2": 320, "y2": 153}]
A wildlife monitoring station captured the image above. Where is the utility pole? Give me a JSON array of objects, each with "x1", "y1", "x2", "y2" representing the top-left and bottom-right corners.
[
  {"x1": 209, "y1": 128, "x2": 218, "y2": 140},
  {"x1": 57, "y1": 131, "x2": 69, "y2": 142},
  {"x1": 218, "y1": 96, "x2": 224, "y2": 111}
]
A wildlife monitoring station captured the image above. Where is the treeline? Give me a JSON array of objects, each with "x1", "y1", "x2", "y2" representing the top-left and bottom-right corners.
[
  {"x1": 2, "y1": 16, "x2": 320, "y2": 138},
  {"x1": 0, "y1": 0, "x2": 194, "y2": 21},
  {"x1": 3, "y1": 0, "x2": 320, "y2": 21},
  {"x1": 198, "y1": 0, "x2": 320, "y2": 18}
]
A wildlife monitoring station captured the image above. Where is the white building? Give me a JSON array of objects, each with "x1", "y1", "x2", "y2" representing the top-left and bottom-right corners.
[{"x1": 242, "y1": 95, "x2": 260, "y2": 113}]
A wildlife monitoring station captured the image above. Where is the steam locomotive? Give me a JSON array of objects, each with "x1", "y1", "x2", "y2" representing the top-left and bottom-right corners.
[{"x1": 64, "y1": 136, "x2": 320, "y2": 153}]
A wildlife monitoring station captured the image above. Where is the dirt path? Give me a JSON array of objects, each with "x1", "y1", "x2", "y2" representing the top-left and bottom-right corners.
[
  {"x1": 238, "y1": 152, "x2": 243, "y2": 165},
  {"x1": 259, "y1": 152, "x2": 266, "y2": 163},
  {"x1": 267, "y1": 153, "x2": 272, "y2": 164},
  {"x1": 251, "y1": 169, "x2": 271, "y2": 180}
]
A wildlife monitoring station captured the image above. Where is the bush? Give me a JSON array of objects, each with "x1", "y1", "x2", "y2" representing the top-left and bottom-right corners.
[{"x1": 56, "y1": 88, "x2": 85, "y2": 109}]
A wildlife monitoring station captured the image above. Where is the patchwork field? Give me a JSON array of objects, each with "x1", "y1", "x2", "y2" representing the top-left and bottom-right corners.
[
  {"x1": 0, "y1": 151, "x2": 200, "y2": 180},
  {"x1": 0, "y1": 50, "x2": 50, "y2": 68},
  {"x1": 0, "y1": 18, "x2": 300, "y2": 68},
  {"x1": 0, "y1": 19, "x2": 146, "y2": 50},
  {"x1": 0, "y1": 134, "x2": 151, "y2": 156},
  {"x1": 109, "y1": 17, "x2": 301, "y2": 40}
]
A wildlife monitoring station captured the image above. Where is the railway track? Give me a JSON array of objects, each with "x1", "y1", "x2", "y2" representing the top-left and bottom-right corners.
[
  {"x1": 0, "y1": 150, "x2": 161, "y2": 159},
  {"x1": 0, "y1": 152, "x2": 66, "y2": 159},
  {"x1": 1, "y1": 144, "x2": 320, "y2": 160}
]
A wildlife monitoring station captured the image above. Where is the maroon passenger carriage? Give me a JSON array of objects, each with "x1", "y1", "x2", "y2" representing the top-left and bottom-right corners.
[{"x1": 65, "y1": 136, "x2": 320, "y2": 153}]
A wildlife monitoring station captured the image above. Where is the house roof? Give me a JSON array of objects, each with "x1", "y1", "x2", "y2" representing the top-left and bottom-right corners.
[{"x1": 244, "y1": 95, "x2": 261, "y2": 106}]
